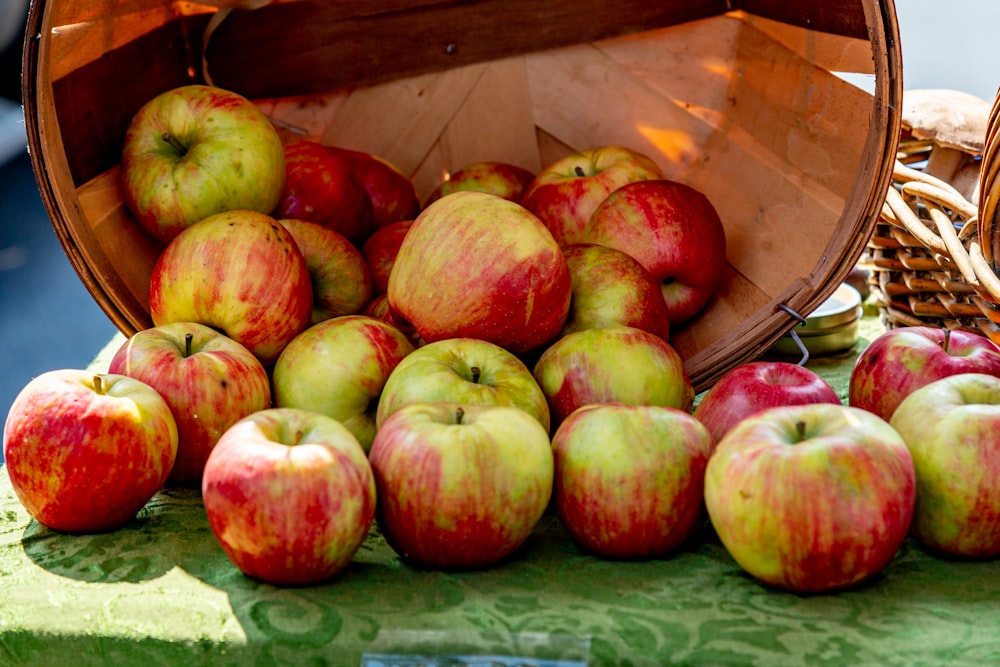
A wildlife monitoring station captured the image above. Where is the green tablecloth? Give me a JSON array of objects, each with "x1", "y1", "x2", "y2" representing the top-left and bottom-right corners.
[{"x1": 3, "y1": 317, "x2": 1000, "y2": 667}]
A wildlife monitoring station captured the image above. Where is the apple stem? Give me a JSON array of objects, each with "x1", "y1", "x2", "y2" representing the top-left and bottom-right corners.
[
  {"x1": 455, "y1": 406, "x2": 465, "y2": 424},
  {"x1": 161, "y1": 131, "x2": 188, "y2": 155},
  {"x1": 795, "y1": 420, "x2": 807, "y2": 440},
  {"x1": 94, "y1": 374, "x2": 105, "y2": 395},
  {"x1": 184, "y1": 332, "x2": 193, "y2": 357},
  {"x1": 941, "y1": 328, "x2": 951, "y2": 354},
  {"x1": 574, "y1": 166, "x2": 585, "y2": 177},
  {"x1": 470, "y1": 366, "x2": 481, "y2": 384}
]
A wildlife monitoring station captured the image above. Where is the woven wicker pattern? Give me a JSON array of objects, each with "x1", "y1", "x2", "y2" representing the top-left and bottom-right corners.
[{"x1": 867, "y1": 88, "x2": 1000, "y2": 342}]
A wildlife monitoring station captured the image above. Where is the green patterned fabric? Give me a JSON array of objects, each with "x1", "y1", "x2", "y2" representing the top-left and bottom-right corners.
[{"x1": 2, "y1": 315, "x2": 1000, "y2": 666}]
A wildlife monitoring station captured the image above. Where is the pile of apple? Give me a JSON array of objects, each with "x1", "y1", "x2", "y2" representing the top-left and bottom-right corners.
[{"x1": 5, "y1": 84, "x2": 1000, "y2": 593}]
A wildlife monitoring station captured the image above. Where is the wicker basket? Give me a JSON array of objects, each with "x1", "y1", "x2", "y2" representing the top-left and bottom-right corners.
[
  {"x1": 22, "y1": 0, "x2": 902, "y2": 392},
  {"x1": 866, "y1": 88, "x2": 1000, "y2": 342}
]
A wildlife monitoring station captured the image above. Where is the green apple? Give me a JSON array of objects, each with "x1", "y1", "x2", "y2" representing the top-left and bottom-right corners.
[
  {"x1": 533, "y1": 326, "x2": 693, "y2": 430},
  {"x1": 278, "y1": 218, "x2": 373, "y2": 325},
  {"x1": 891, "y1": 373, "x2": 1000, "y2": 558},
  {"x1": 272, "y1": 315, "x2": 415, "y2": 452},
  {"x1": 120, "y1": 84, "x2": 285, "y2": 244},
  {"x1": 376, "y1": 337, "x2": 551, "y2": 433}
]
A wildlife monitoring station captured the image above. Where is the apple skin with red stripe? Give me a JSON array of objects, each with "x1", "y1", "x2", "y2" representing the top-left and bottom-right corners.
[
  {"x1": 368, "y1": 402, "x2": 553, "y2": 570},
  {"x1": 582, "y1": 178, "x2": 727, "y2": 326}
]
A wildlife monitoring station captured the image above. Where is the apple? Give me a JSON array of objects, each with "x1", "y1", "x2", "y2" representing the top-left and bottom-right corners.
[
  {"x1": 368, "y1": 402, "x2": 553, "y2": 569},
  {"x1": 533, "y1": 326, "x2": 694, "y2": 429},
  {"x1": 274, "y1": 139, "x2": 375, "y2": 245},
  {"x1": 581, "y1": 178, "x2": 728, "y2": 325},
  {"x1": 362, "y1": 293, "x2": 424, "y2": 347},
  {"x1": 521, "y1": 146, "x2": 665, "y2": 247},
  {"x1": 552, "y1": 404, "x2": 712, "y2": 559},
  {"x1": 387, "y1": 191, "x2": 571, "y2": 355},
  {"x1": 704, "y1": 403, "x2": 916, "y2": 593},
  {"x1": 148, "y1": 209, "x2": 313, "y2": 366},
  {"x1": 328, "y1": 146, "x2": 421, "y2": 229},
  {"x1": 361, "y1": 219, "x2": 414, "y2": 296},
  {"x1": 107, "y1": 321, "x2": 272, "y2": 486},
  {"x1": 272, "y1": 315, "x2": 415, "y2": 452},
  {"x1": 201, "y1": 407, "x2": 376, "y2": 586},
  {"x1": 3, "y1": 369, "x2": 178, "y2": 533},
  {"x1": 560, "y1": 243, "x2": 671, "y2": 342},
  {"x1": 278, "y1": 218, "x2": 373, "y2": 324},
  {"x1": 119, "y1": 84, "x2": 286, "y2": 245},
  {"x1": 424, "y1": 161, "x2": 536, "y2": 207},
  {"x1": 693, "y1": 361, "x2": 841, "y2": 447},
  {"x1": 376, "y1": 336, "x2": 550, "y2": 433},
  {"x1": 849, "y1": 326, "x2": 1000, "y2": 423},
  {"x1": 891, "y1": 373, "x2": 1000, "y2": 558}
]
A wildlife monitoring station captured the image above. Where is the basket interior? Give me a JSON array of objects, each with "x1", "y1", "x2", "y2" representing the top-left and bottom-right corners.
[{"x1": 24, "y1": 0, "x2": 901, "y2": 391}]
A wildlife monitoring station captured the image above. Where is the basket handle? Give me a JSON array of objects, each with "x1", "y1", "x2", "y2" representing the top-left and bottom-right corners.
[{"x1": 978, "y1": 87, "x2": 1000, "y2": 266}]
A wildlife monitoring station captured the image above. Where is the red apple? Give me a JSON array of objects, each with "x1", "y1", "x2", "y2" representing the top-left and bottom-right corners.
[
  {"x1": 328, "y1": 146, "x2": 421, "y2": 229},
  {"x1": 693, "y1": 361, "x2": 841, "y2": 447},
  {"x1": 704, "y1": 403, "x2": 916, "y2": 593},
  {"x1": 521, "y1": 146, "x2": 665, "y2": 247},
  {"x1": 272, "y1": 315, "x2": 415, "y2": 452},
  {"x1": 274, "y1": 139, "x2": 374, "y2": 245},
  {"x1": 849, "y1": 326, "x2": 1000, "y2": 423},
  {"x1": 387, "y1": 191, "x2": 571, "y2": 355},
  {"x1": 582, "y1": 178, "x2": 727, "y2": 325},
  {"x1": 107, "y1": 321, "x2": 272, "y2": 486},
  {"x1": 201, "y1": 407, "x2": 376, "y2": 586},
  {"x1": 148, "y1": 209, "x2": 313, "y2": 366},
  {"x1": 278, "y1": 218, "x2": 373, "y2": 324},
  {"x1": 362, "y1": 294, "x2": 424, "y2": 347},
  {"x1": 560, "y1": 243, "x2": 671, "y2": 342},
  {"x1": 533, "y1": 326, "x2": 694, "y2": 430},
  {"x1": 891, "y1": 373, "x2": 1000, "y2": 558},
  {"x1": 120, "y1": 84, "x2": 286, "y2": 244},
  {"x1": 361, "y1": 219, "x2": 414, "y2": 296},
  {"x1": 3, "y1": 370, "x2": 178, "y2": 533},
  {"x1": 368, "y1": 402, "x2": 553, "y2": 569},
  {"x1": 552, "y1": 404, "x2": 712, "y2": 559},
  {"x1": 424, "y1": 161, "x2": 536, "y2": 207},
  {"x1": 376, "y1": 336, "x2": 550, "y2": 433}
]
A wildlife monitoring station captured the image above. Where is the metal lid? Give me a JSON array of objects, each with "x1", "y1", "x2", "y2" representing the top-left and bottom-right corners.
[{"x1": 770, "y1": 283, "x2": 863, "y2": 357}]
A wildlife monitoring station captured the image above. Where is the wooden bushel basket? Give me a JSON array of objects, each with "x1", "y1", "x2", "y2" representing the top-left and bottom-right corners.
[{"x1": 22, "y1": 0, "x2": 902, "y2": 391}]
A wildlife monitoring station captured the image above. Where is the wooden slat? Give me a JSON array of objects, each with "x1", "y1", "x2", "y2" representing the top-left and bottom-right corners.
[
  {"x1": 202, "y1": 0, "x2": 731, "y2": 99},
  {"x1": 739, "y1": 0, "x2": 870, "y2": 40}
]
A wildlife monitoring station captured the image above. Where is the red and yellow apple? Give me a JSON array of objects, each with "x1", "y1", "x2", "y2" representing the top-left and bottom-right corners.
[
  {"x1": 107, "y1": 321, "x2": 272, "y2": 486},
  {"x1": 3, "y1": 370, "x2": 178, "y2": 533},
  {"x1": 202, "y1": 407, "x2": 376, "y2": 586},
  {"x1": 560, "y1": 243, "x2": 671, "y2": 342},
  {"x1": 424, "y1": 161, "x2": 536, "y2": 207},
  {"x1": 521, "y1": 146, "x2": 665, "y2": 247},
  {"x1": 704, "y1": 403, "x2": 916, "y2": 593},
  {"x1": 552, "y1": 403, "x2": 711, "y2": 559},
  {"x1": 369, "y1": 402, "x2": 553, "y2": 570},
  {"x1": 582, "y1": 179, "x2": 727, "y2": 325},
  {"x1": 148, "y1": 209, "x2": 313, "y2": 366},
  {"x1": 387, "y1": 191, "x2": 571, "y2": 355}
]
